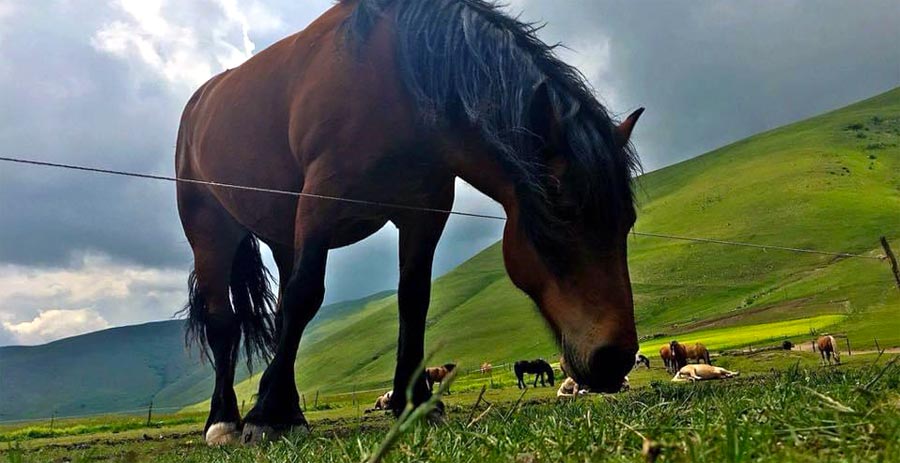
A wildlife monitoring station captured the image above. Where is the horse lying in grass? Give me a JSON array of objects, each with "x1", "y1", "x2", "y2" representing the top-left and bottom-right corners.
[
  {"x1": 364, "y1": 390, "x2": 393, "y2": 414},
  {"x1": 671, "y1": 364, "x2": 739, "y2": 382},
  {"x1": 816, "y1": 335, "x2": 841, "y2": 365},
  {"x1": 557, "y1": 376, "x2": 629, "y2": 396},
  {"x1": 514, "y1": 359, "x2": 555, "y2": 389},
  {"x1": 556, "y1": 377, "x2": 589, "y2": 397}
]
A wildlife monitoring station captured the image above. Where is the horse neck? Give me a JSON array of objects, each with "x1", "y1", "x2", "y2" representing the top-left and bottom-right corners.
[{"x1": 441, "y1": 132, "x2": 518, "y2": 213}]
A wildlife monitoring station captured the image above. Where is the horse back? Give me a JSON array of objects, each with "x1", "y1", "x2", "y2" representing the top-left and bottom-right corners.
[{"x1": 176, "y1": 1, "x2": 428, "y2": 247}]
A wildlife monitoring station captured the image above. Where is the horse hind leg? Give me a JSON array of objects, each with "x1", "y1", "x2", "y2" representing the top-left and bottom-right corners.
[{"x1": 180, "y1": 201, "x2": 249, "y2": 446}]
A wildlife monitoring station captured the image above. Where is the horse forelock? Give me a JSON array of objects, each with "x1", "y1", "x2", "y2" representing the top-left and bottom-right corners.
[{"x1": 343, "y1": 0, "x2": 640, "y2": 275}]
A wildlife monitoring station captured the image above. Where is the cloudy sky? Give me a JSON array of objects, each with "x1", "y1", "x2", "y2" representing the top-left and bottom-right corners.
[{"x1": 0, "y1": 0, "x2": 897, "y2": 346}]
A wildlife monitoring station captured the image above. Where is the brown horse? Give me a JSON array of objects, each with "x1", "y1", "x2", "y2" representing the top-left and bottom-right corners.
[
  {"x1": 669, "y1": 341, "x2": 689, "y2": 371},
  {"x1": 659, "y1": 345, "x2": 675, "y2": 373},
  {"x1": 177, "y1": 0, "x2": 643, "y2": 444},
  {"x1": 425, "y1": 363, "x2": 457, "y2": 392},
  {"x1": 364, "y1": 390, "x2": 393, "y2": 413},
  {"x1": 480, "y1": 362, "x2": 493, "y2": 375},
  {"x1": 684, "y1": 342, "x2": 711, "y2": 364},
  {"x1": 816, "y1": 335, "x2": 841, "y2": 365}
]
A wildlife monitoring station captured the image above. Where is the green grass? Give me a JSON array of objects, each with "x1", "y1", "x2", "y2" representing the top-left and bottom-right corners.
[{"x1": 4, "y1": 353, "x2": 899, "y2": 462}]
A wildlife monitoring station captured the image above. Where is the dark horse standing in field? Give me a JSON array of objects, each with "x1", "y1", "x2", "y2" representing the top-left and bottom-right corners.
[
  {"x1": 515, "y1": 359, "x2": 555, "y2": 389},
  {"x1": 177, "y1": 0, "x2": 643, "y2": 445}
]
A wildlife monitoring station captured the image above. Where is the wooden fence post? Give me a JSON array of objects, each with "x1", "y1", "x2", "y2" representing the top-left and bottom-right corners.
[
  {"x1": 301, "y1": 394, "x2": 307, "y2": 412},
  {"x1": 146, "y1": 401, "x2": 153, "y2": 426},
  {"x1": 845, "y1": 337, "x2": 852, "y2": 356},
  {"x1": 50, "y1": 411, "x2": 56, "y2": 430},
  {"x1": 881, "y1": 237, "x2": 900, "y2": 292},
  {"x1": 314, "y1": 390, "x2": 319, "y2": 409}
]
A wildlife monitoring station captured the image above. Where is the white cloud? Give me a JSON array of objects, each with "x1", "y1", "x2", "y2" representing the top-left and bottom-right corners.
[
  {"x1": 90, "y1": 0, "x2": 282, "y2": 88},
  {"x1": 0, "y1": 253, "x2": 186, "y2": 345},
  {"x1": 2, "y1": 309, "x2": 110, "y2": 345}
]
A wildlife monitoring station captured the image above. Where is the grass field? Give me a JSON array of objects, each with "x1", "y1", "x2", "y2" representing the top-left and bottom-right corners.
[{"x1": 3, "y1": 351, "x2": 898, "y2": 462}]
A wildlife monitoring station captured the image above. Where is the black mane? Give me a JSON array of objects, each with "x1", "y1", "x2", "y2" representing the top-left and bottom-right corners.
[{"x1": 343, "y1": 0, "x2": 639, "y2": 273}]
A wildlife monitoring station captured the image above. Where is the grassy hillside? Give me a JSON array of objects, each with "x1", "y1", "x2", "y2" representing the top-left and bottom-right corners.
[
  {"x1": 209, "y1": 87, "x2": 900, "y2": 408},
  {"x1": 0, "y1": 293, "x2": 393, "y2": 421}
]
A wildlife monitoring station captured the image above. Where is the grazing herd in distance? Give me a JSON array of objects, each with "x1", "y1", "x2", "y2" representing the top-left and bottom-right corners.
[{"x1": 366, "y1": 334, "x2": 846, "y2": 412}]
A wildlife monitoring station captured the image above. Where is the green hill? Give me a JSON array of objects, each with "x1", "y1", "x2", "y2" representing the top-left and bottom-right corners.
[
  {"x1": 0, "y1": 292, "x2": 393, "y2": 421},
  {"x1": 212, "y1": 87, "x2": 900, "y2": 406}
]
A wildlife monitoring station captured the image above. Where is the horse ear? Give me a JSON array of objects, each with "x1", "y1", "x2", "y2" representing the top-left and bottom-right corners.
[
  {"x1": 615, "y1": 107, "x2": 645, "y2": 148},
  {"x1": 529, "y1": 80, "x2": 560, "y2": 146}
]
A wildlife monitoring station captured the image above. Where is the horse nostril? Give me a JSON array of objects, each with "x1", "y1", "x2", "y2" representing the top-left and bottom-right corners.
[{"x1": 587, "y1": 344, "x2": 636, "y2": 392}]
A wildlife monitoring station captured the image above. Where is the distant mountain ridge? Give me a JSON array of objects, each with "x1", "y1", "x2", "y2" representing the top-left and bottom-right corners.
[{"x1": 0, "y1": 291, "x2": 394, "y2": 421}]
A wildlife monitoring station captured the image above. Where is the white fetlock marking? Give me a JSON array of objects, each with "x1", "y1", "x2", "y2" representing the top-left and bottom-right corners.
[{"x1": 205, "y1": 422, "x2": 239, "y2": 446}]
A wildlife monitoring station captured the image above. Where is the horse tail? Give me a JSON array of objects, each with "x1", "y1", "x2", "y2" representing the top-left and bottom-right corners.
[
  {"x1": 182, "y1": 235, "x2": 276, "y2": 370},
  {"x1": 228, "y1": 235, "x2": 278, "y2": 369}
]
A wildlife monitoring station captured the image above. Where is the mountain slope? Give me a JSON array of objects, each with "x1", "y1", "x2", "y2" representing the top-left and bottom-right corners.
[
  {"x1": 216, "y1": 87, "x2": 900, "y2": 404},
  {"x1": 0, "y1": 292, "x2": 393, "y2": 421}
]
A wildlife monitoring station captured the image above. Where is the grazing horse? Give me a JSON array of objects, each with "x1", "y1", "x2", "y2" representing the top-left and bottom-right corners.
[
  {"x1": 514, "y1": 359, "x2": 556, "y2": 389},
  {"x1": 669, "y1": 341, "x2": 689, "y2": 371},
  {"x1": 672, "y1": 364, "x2": 739, "y2": 382},
  {"x1": 177, "y1": 0, "x2": 643, "y2": 445},
  {"x1": 659, "y1": 345, "x2": 675, "y2": 373},
  {"x1": 425, "y1": 364, "x2": 456, "y2": 392},
  {"x1": 684, "y1": 342, "x2": 711, "y2": 365},
  {"x1": 480, "y1": 362, "x2": 493, "y2": 375},
  {"x1": 816, "y1": 336, "x2": 841, "y2": 365},
  {"x1": 635, "y1": 353, "x2": 651, "y2": 369}
]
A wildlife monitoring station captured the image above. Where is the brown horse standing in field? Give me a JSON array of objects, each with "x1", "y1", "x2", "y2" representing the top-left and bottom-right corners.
[
  {"x1": 684, "y1": 342, "x2": 711, "y2": 364},
  {"x1": 659, "y1": 345, "x2": 675, "y2": 373},
  {"x1": 669, "y1": 341, "x2": 688, "y2": 371},
  {"x1": 425, "y1": 364, "x2": 457, "y2": 392},
  {"x1": 816, "y1": 335, "x2": 841, "y2": 365},
  {"x1": 177, "y1": 0, "x2": 643, "y2": 445}
]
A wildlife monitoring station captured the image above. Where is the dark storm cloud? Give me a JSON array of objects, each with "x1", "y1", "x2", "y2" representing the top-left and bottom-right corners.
[
  {"x1": 0, "y1": 2, "x2": 189, "y2": 268},
  {"x1": 513, "y1": 0, "x2": 900, "y2": 169}
]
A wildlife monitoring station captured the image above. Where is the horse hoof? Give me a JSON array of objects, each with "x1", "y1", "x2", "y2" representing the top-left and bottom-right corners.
[
  {"x1": 426, "y1": 407, "x2": 447, "y2": 426},
  {"x1": 241, "y1": 422, "x2": 309, "y2": 445},
  {"x1": 205, "y1": 422, "x2": 240, "y2": 446}
]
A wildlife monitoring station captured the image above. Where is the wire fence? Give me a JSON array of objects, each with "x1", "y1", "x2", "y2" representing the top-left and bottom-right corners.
[
  {"x1": 0, "y1": 155, "x2": 897, "y2": 427},
  {"x1": 0, "y1": 155, "x2": 890, "y2": 261}
]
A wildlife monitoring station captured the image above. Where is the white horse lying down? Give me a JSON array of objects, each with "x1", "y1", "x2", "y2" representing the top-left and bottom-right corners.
[
  {"x1": 557, "y1": 376, "x2": 630, "y2": 397},
  {"x1": 672, "y1": 364, "x2": 739, "y2": 382}
]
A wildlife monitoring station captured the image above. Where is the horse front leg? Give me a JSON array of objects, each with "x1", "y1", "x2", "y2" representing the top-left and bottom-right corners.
[
  {"x1": 241, "y1": 237, "x2": 327, "y2": 444},
  {"x1": 390, "y1": 212, "x2": 449, "y2": 418}
]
